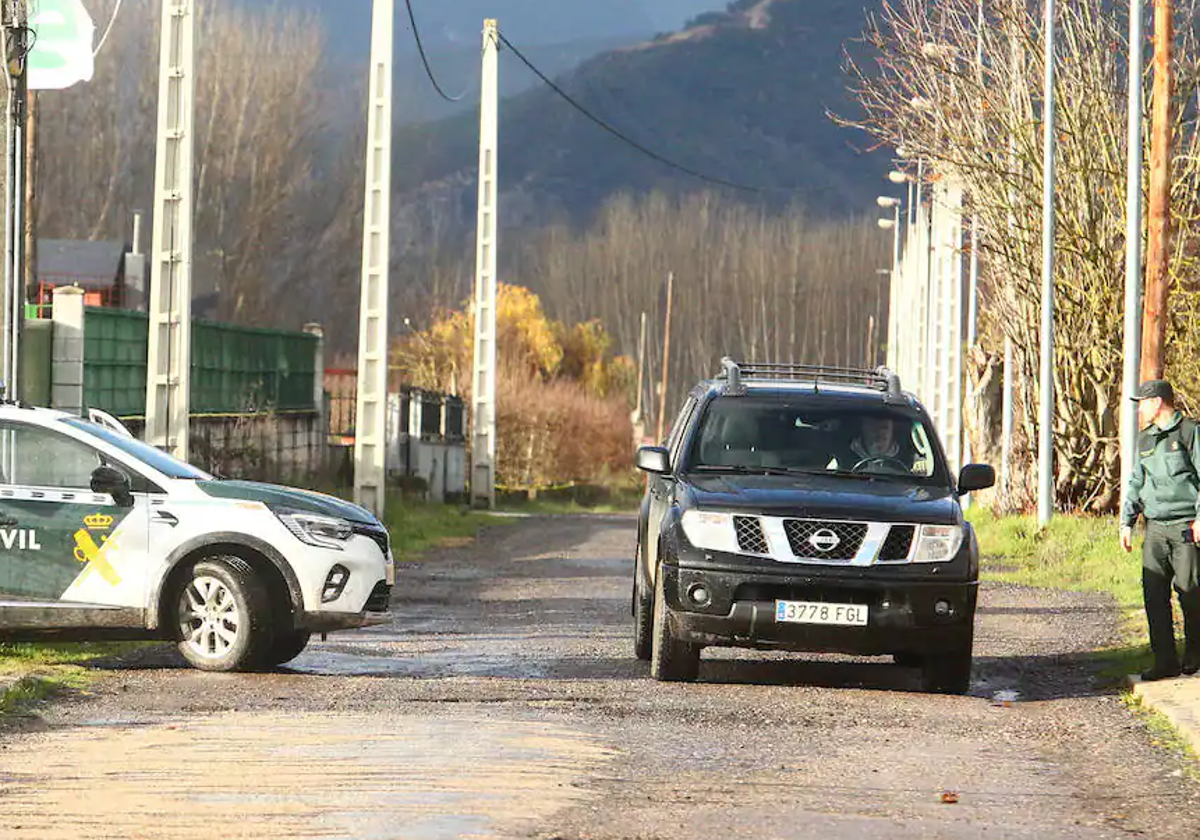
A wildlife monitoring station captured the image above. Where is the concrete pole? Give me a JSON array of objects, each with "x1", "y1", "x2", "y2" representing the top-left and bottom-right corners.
[
  {"x1": 353, "y1": 0, "x2": 394, "y2": 516},
  {"x1": 656, "y1": 271, "x2": 674, "y2": 444},
  {"x1": 1122, "y1": 0, "x2": 1146, "y2": 511},
  {"x1": 144, "y1": 0, "x2": 196, "y2": 460},
  {"x1": 1141, "y1": 0, "x2": 1172, "y2": 381},
  {"x1": 470, "y1": 20, "x2": 499, "y2": 509},
  {"x1": 1038, "y1": 0, "x2": 1057, "y2": 527}
]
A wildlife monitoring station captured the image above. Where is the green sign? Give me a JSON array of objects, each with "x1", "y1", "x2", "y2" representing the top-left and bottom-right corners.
[{"x1": 28, "y1": 0, "x2": 95, "y2": 91}]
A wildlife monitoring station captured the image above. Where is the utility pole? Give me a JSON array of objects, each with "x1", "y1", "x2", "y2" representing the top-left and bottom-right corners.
[
  {"x1": 470, "y1": 19, "x2": 499, "y2": 509},
  {"x1": 1141, "y1": 0, "x2": 1172, "y2": 381},
  {"x1": 353, "y1": 0, "x2": 394, "y2": 516},
  {"x1": 23, "y1": 89, "x2": 34, "y2": 304},
  {"x1": 1122, "y1": 0, "x2": 1146, "y2": 511},
  {"x1": 1, "y1": 0, "x2": 27, "y2": 397},
  {"x1": 145, "y1": 0, "x2": 196, "y2": 459},
  {"x1": 634, "y1": 311, "x2": 647, "y2": 422},
  {"x1": 1038, "y1": 0, "x2": 1058, "y2": 527},
  {"x1": 655, "y1": 271, "x2": 674, "y2": 443}
]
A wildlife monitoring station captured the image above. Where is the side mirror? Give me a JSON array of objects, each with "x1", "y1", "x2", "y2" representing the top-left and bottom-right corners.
[
  {"x1": 958, "y1": 464, "x2": 996, "y2": 494},
  {"x1": 91, "y1": 465, "x2": 134, "y2": 508},
  {"x1": 636, "y1": 446, "x2": 670, "y2": 475}
]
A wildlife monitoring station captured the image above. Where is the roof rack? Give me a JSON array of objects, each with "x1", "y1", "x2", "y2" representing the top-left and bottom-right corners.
[{"x1": 716, "y1": 358, "x2": 905, "y2": 400}]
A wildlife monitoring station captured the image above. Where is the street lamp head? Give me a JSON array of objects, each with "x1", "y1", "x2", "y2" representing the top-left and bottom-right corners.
[
  {"x1": 877, "y1": 218, "x2": 897, "y2": 230},
  {"x1": 876, "y1": 196, "x2": 901, "y2": 209},
  {"x1": 887, "y1": 170, "x2": 909, "y2": 184}
]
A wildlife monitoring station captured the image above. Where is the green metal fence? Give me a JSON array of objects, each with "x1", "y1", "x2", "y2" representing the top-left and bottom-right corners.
[{"x1": 82, "y1": 308, "x2": 318, "y2": 418}]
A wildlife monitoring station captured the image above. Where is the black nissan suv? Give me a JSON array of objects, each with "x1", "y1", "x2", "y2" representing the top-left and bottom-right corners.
[{"x1": 632, "y1": 360, "x2": 995, "y2": 693}]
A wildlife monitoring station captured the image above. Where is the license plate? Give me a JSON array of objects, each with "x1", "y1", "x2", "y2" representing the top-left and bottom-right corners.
[{"x1": 775, "y1": 600, "x2": 868, "y2": 626}]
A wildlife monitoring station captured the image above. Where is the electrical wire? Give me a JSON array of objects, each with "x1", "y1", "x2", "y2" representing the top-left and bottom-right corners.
[
  {"x1": 496, "y1": 30, "x2": 760, "y2": 193},
  {"x1": 93, "y1": 0, "x2": 125, "y2": 59},
  {"x1": 404, "y1": 0, "x2": 466, "y2": 103}
]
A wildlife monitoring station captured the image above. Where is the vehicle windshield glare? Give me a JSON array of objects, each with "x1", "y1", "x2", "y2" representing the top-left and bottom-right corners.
[
  {"x1": 60, "y1": 418, "x2": 213, "y2": 481},
  {"x1": 686, "y1": 398, "x2": 942, "y2": 482}
]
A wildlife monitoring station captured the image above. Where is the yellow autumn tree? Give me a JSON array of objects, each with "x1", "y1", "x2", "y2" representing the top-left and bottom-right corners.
[{"x1": 391, "y1": 285, "x2": 635, "y2": 488}]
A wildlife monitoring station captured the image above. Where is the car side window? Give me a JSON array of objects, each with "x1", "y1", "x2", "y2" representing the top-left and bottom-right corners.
[
  {"x1": 667, "y1": 398, "x2": 698, "y2": 465},
  {"x1": 0, "y1": 422, "x2": 103, "y2": 489}
]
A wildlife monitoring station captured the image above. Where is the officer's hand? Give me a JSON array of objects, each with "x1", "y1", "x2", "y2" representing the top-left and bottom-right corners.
[
  {"x1": 1192, "y1": 520, "x2": 1200, "y2": 545},
  {"x1": 1121, "y1": 526, "x2": 1134, "y2": 553}
]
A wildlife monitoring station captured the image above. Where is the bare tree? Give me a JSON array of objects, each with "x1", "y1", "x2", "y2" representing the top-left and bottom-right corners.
[{"x1": 842, "y1": 0, "x2": 1200, "y2": 511}]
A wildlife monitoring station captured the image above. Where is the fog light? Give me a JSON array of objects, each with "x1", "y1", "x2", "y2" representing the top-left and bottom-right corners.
[
  {"x1": 934, "y1": 599, "x2": 952, "y2": 617},
  {"x1": 322, "y1": 564, "x2": 350, "y2": 603},
  {"x1": 687, "y1": 584, "x2": 712, "y2": 606}
]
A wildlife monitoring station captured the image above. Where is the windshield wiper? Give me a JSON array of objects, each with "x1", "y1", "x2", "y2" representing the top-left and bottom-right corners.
[{"x1": 692, "y1": 465, "x2": 826, "y2": 478}]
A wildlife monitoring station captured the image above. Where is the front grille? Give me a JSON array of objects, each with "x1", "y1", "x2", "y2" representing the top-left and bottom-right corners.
[
  {"x1": 364, "y1": 581, "x2": 392, "y2": 612},
  {"x1": 353, "y1": 525, "x2": 391, "y2": 558},
  {"x1": 783, "y1": 520, "x2": 867, "y2": 560},
  {"x1": 734, "y1": 515, "x2": 769, "y2": 554},
  {"x1": 879, "y1": 525, "x2": 916, "y2": 561}
]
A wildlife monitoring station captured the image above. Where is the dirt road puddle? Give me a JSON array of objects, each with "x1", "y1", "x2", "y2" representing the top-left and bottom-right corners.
[{"x1": 0, "y1": 713, "x2": 614, "y2": 839}]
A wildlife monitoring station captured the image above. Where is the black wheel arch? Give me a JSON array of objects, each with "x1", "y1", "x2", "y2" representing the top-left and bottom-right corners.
[{"x1": 151, "y1": 533, "x2": 304, "y2": 632}]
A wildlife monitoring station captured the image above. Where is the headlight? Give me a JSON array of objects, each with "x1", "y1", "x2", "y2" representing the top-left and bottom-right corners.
[
  {"x1": 680, "y1": 510, "x2": 737, "y2": 552},
  {"x1": 272, "y1": 508, "x2": 355, "y2": 550},
  {"x1": 912, "y1": 524, "x2": 964, "y2": 563}
]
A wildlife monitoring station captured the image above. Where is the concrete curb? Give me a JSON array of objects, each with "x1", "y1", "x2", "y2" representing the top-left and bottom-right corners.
[{"x1": 1128, "y1": 673, "x2": 1200, "y2": 755}]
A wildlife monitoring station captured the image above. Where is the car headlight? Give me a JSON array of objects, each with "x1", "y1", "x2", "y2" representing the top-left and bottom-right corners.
[
  {"x1": 680, "y1": 510, "x2": 737, "y2": 553},
  {"x1": 912, "y1": 524, "x2": 964, "y2": 563},
  {"x1": 272, "y1": 508, "x2": 355, "y2": 550}
]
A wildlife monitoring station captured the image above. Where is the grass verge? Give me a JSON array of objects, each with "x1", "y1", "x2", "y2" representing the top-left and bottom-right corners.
[
  {"x1": 0, "y1": 642, "x2": 145, "y2": 719},
  {"x1": 384, "y1": 500, "x2": 507, "y2": 561},
  {"x1": 968, "y1": 508, "x2": 1155, "y2": 676}
]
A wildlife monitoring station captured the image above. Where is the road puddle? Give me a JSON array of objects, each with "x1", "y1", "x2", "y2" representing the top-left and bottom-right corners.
[{"x1": 0, "y1": 713, "x2": 614, "y2": 838}]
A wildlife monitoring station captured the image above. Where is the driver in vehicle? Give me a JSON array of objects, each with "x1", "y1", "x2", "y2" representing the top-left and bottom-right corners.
[{"x1": 838, "y1": 416, "x2": 913, "y2": 474}]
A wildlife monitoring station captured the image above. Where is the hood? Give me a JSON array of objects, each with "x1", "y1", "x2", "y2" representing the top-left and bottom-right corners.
[
  {"x1": 681, "y1": 473, "x2": 960, "y2": 525},
  {"x1": 196, "y1": 480, "x2": 380, "y2": 525}
]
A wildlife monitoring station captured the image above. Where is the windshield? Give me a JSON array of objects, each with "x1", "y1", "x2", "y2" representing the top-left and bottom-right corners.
[
  {"x1": 60, "y1": 418, "x2": 213, "y2": 481},
  {"x1": 685, "y1": 397, "x2": 946, "y2": 483}
]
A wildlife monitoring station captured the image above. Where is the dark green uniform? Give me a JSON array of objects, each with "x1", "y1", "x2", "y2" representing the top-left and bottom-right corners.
[{"x1": 1121, "y1": 412, "x2": 1200, "y2": 673}]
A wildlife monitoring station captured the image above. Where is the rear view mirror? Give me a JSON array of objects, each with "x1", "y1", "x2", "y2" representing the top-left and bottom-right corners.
[
  {"x1": 636, "y1": 446, "x2": 670, "y2": 475},
  {"x1": 958, "y1": 464, "x2": 996, "y2": 494},
  {"x1": 91, "y1": 465, "x2": 134, "y2": 508}
]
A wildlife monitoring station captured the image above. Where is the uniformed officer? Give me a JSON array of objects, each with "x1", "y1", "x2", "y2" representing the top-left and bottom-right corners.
[{"x1": 1121, "y1": 379, "x2": 1200, "y2": 681}]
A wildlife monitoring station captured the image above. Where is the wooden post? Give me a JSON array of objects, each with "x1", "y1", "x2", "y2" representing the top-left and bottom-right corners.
[
  {"x1": 655, "y1": 272, "x2": 674, "y2": 443},
  {"x1": 1142, "y1": 0, "x2": 1173, "y2": 381}
]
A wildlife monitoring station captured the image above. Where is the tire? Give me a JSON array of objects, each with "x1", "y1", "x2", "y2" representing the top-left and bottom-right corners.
[
  {"x1": 266, "y1": 630, "x2": 312, "y2": 667},
  {"x1": 173, "y1": 557, "x2": 274, "y2": 673},
  {"x1": 649, "y1": 567, "x2": 701, "y2": 682},
  {"x1": 921, "y1": 643, "x2": 973, "y2": 695},
  {"x1": 633, "y1": 546, "x2": 653, "y2": 661}
]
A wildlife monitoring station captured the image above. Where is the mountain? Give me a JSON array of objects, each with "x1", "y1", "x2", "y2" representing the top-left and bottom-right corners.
[
  {"x1": 237, "y1": 0, "x2": 730, "y2": 122},
  {"x1": 391, "y1": 0, "x2": 887, "y2": 228}
]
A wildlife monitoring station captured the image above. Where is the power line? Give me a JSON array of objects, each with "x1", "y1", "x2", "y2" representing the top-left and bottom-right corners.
[
  {"x1": 93, "y1": 0, "x2": 124, "y2": 58},
  {"x1": 404, "y1": 0, "x2": 466, "y2": 103},
  {"x1": 496, "y1": 30, "x2": 760, "y2": 193}
]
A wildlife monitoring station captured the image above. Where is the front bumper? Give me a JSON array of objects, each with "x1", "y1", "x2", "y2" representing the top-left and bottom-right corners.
[
  {"x1": 298, "y1": 609, "x2": 392, "y2": 632},
  {"x1": 661, "y1": 562, "x2": 976, "y2": 656}
]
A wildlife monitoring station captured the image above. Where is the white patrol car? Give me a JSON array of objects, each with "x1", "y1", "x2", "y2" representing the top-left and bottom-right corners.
[{"x1": 0, "y1": 402, "x2": 394, "y2": 671}]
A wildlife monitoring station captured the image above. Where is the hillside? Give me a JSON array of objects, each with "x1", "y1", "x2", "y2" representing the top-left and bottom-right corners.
[
  {"x1": 237, "y1": 0, "x2": 727, "y2": 123},
  {"x1": 390, "y1": 0, "x2": 887, "y2": 227}
]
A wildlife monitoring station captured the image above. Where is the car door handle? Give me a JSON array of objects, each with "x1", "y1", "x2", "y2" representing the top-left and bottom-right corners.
[
  {"x1": 0, "y1": 516, "x2": 16, "y2": 528},
  {"x1": 153, "y1": 510, "x2": 179, "y2": 528}
]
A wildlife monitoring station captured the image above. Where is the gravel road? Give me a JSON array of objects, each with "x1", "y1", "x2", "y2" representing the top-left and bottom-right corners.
[{"x1": 1, "y1": 514, "x2": 1199, "y2": 839}]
